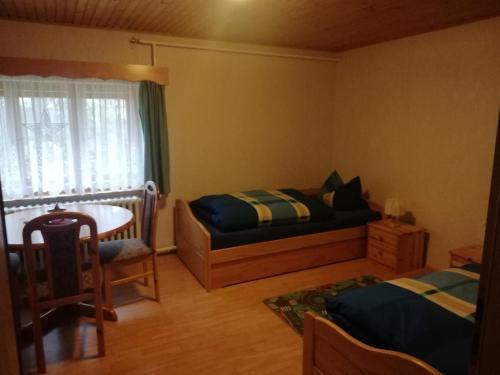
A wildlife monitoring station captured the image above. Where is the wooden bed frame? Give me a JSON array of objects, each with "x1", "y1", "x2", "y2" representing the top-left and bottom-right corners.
[
  {"x1": 175, "y1": 193, "x2": 381, "y2": 291},
  {"x1": 303, "y1": 312, "x2": 441, "y2": 375}
]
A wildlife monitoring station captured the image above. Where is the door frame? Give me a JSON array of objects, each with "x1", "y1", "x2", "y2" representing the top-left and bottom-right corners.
[
  {"x1": 0, "y1": 179, "x2": 21, "y2": 374},
  {"x1": 472, "y1": 109, "x2": 500, "y2": 373}
]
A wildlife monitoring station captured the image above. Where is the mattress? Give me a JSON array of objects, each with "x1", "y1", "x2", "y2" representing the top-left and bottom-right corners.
[{"x1": 191, "y1": 205, "x2": 381, "y2": 250}]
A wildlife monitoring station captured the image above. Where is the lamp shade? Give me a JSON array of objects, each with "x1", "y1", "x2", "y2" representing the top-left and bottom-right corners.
[{"x1": 384, "y1": 198, "x2": 402, "y2": 217}]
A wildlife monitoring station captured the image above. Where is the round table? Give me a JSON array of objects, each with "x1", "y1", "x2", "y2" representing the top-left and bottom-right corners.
[{"x1": 5, "y1": 203, "x2": 134, "y2": 250}]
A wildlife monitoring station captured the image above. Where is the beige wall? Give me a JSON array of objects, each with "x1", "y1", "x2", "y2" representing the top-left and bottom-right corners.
[
  {"x1": 0, "y1": 20, "x2": 337, "y2": 250},
  {"x1": 331, "y1": 17, "x2": 500, "y2": 268},
  {"x1": 2, "y1": 18, "x2": 499, "y2": 267}
]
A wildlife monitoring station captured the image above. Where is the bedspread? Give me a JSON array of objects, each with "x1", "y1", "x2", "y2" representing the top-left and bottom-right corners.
[{"x1": 191, "y1": 188, "x2": 335, "y2": 231}]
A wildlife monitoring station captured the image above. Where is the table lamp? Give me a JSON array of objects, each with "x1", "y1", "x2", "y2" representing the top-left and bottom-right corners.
[{"x1": 384, "y1": 198, "x2": 402, "y2": 225}]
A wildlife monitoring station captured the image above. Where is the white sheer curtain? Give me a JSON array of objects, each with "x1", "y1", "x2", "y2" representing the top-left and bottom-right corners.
[{"x1": 0, "y1": 76, "x2": 144, "y2": 200}]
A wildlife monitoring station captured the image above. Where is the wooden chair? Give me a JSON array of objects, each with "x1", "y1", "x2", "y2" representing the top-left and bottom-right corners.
[
  {"x1": 22, "y1": 212, "x2": 105, "y2": 373},
  {"x1": 100, "y1": 181, "x2": 160, "y2": 310}
]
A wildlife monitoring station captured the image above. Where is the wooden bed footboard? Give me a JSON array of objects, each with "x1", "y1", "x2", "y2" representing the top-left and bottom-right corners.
[
  {"x1": 174, "y1": 199, "x2": 212, "y2": 288},
  {"x1": 302, "y1": 312, "x2": 441, "y2": 375},
  {"x1": 174, "y1": 198, "x2": 372, "y2": 291}
]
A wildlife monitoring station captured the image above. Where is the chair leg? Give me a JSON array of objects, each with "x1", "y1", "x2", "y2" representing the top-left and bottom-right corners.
[
  {"x1": 93, "y1": 264, "x2": 106, "y2": 357},
  {"x1": 142, "y1": 260, "x2": 149, "y2": 286},
  {"x1": 152, "y1": 253, "x2": 160, "y2": 303},
  {"x1": 102, "y1": 265, "x2": 113, "y2": 309},
  {"x1": 94, "y1": 294, "x2": 106, "y2": 357},
  {"x1": 32, "y1": 307, "x2": 46, "y2": 373}
]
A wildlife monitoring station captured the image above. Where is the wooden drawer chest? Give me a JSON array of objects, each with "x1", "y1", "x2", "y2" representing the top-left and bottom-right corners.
[{"x1": 367, "y1": 220, "x2": 425, "y2": 273}]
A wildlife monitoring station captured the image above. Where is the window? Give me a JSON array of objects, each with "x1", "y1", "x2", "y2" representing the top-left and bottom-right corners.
[{"x1": 0, "y1": 76, "x2": 144, "y2": 200}]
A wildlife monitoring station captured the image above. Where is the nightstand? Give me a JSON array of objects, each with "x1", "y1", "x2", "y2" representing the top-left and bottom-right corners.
[
  {"x1": 449, "y1": 245, "x2": 483, "y2": 267},
  {"x1": 367, "y1": 220, "x2": 425, "y2": 273}
]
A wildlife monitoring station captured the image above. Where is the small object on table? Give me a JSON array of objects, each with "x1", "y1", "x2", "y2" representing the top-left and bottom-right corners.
[
  {"x1": 449, "y1": 245, "x2": 483, "y2": 267},
  {"x1": 367, "y1": 219, "x2": 425, "y2": 273},
  {"x1": 47, "y1": 202, "x2": 66, "y2": 213}
]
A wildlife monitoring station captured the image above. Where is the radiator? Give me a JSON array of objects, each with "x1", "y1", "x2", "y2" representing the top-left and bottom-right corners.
[{"x1": 6, "y1": 196, "x2": 143, "y2": 240}]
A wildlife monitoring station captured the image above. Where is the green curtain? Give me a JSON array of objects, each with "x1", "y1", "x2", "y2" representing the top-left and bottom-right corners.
[{"x1": 138, "y1": 81, "x2": 170, "y2": 194}]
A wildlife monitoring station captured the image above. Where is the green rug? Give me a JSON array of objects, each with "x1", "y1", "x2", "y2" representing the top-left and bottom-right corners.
[{"x1": 263, "y1": 275, "x2": 381, "y2": 334}]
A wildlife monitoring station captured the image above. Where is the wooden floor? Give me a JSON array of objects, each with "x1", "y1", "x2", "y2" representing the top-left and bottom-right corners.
[{"x1": 21, "y1": 254, "x2": 397, "y2": 374}]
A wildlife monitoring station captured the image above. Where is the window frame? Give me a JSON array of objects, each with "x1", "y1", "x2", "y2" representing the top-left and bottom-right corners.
[{"x1": 0, "y1": 56, "x2": 169, "y2": 203}]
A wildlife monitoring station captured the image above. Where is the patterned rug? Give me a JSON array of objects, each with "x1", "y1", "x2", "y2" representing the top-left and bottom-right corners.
[{"x1": 263, "y1": 275, "x2": 381, "y2": 334}]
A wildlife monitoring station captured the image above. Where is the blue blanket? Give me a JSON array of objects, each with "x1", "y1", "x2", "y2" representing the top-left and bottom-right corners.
[
  {"x1": 191, "y1": 189, "x2": 335, "y2": 231},
  {"x1": 326, "y1": 264, "x2": 480, "y2": 375}
]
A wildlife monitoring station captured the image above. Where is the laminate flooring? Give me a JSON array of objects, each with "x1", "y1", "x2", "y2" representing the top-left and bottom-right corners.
[{"x1": 21, "y1": 254, "x2": 396, "y2": 375}]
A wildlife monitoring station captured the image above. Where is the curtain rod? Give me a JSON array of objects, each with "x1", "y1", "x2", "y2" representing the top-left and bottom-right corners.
[{"x1": 129, "y1": 37, "x2": 340, "y2": 65}]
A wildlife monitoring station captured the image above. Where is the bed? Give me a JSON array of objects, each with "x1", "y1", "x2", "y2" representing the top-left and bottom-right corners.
[
  {"x1": 303, "y1": 264, "x2": 480, "y2": 375},
  {"x1": 174, "y1": 188, "x2": 382, "y2": 291}
]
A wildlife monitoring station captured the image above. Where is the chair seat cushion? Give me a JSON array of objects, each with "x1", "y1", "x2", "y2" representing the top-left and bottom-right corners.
[{"x1": 99, "y1": 239, "x2": 153, "y2": 264}]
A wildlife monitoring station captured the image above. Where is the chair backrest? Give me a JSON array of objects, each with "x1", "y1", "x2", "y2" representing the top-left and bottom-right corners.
[
  {"x1": 141, "y1": 181, "x2": 160, "y2": 249},
  {"x1": 22, "y1": 212, "x2": 99, "y2": 302}
]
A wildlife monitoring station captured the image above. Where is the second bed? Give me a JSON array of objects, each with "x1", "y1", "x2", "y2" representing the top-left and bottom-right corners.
[{"x1": 175, "y1": 188, "x2": 381, "y2": 290}]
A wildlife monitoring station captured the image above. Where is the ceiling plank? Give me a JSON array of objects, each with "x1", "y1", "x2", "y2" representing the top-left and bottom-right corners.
[
  {"x1": 97, "y1": 0, "x2": 119, "y2": 28},
  {"x1": 55, "y1": 0, "x2": 66, "y2": 22},
  {"x1": 105, "y1": 0, "x2": 129, "y2": 28},
  {"x1": 80, "y1": 0, "x2": 97, "y2": 26},
  {"x1": 21, "y1": 0, "x2": 36, "y2": 20},
  {"x1": 129, "y1": 1, "x2": 159, "y2": 31},
  {"x1": 89, "y1": 0, "x2": 109, "y2": 27},
  {"x1": 120, "y1": 0, "x2": 146, "y2": 30},
  {"x1": 43, "y1": 0, "x2": 56, "y2": 23},
  {"x1": 0, "y1": 1, "x2": 13, "y2": 18},
  {"x1": 72, "y1": 0, "x2": 88, "y2": 25},
  {"x1": 64, "y1": 0, "x2": 77, "y2": 24}
]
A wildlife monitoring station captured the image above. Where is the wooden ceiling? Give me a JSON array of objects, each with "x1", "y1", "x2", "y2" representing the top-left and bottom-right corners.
[{"x1": 0, "y1": 0, "x2": 499, "y2": 52}]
